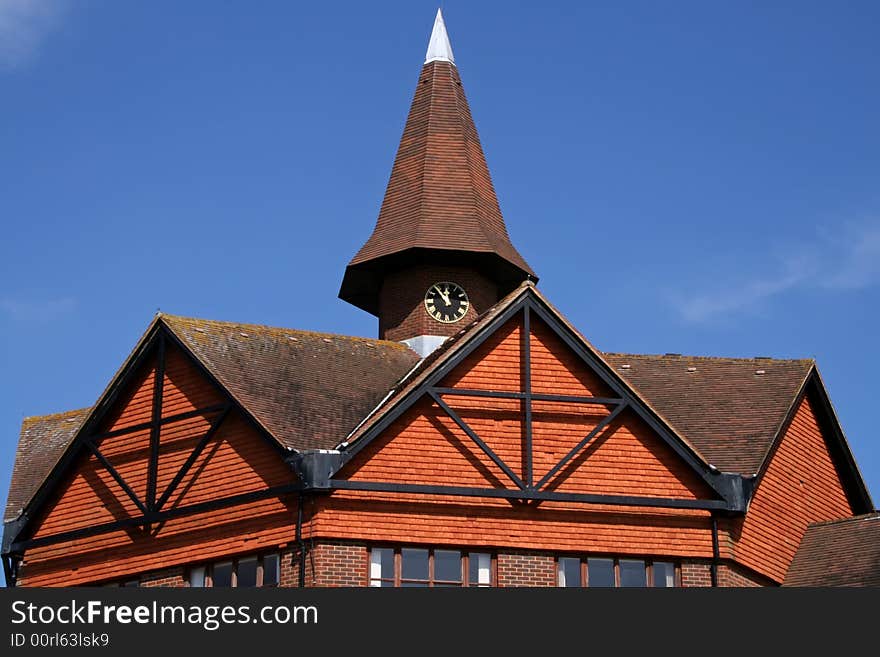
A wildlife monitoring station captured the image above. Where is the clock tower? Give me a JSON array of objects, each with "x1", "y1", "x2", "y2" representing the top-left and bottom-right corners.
[{"x1": 339, "y1": 10, "x2": 536, "y2": 356}]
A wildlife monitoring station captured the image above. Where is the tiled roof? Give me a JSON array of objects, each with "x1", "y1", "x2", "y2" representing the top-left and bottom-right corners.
[
  {"x1": 3, "y1": 305, "x2": 824, "y2": 522},
  {"x1": 5, "y1": 408, "x2": 91, "y2": 521},
  {"x1": 783, "y1": 513, "x2": 880, "y2": 586},
  {"x1": 339, "y1": 59, "x2": 535, "y2": 313},
  {"x1": 160, "y1": 315, "x2": 421, "y2": 451},
  {"x1": 603, "y1": 353, "x2": 814, "y2": 474}
]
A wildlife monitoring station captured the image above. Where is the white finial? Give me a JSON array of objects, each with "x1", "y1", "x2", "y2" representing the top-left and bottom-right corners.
[{"x1": 424, "y1": 8, "x2": 455, "y2": 65}]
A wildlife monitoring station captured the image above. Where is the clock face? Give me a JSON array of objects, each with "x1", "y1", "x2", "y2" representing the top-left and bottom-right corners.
[{"x1": 424, "y1": 281, "x2": 470, "y2": 323}]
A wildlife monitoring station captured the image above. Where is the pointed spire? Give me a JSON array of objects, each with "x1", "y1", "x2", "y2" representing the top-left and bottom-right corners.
[
  {"x1": 340, "y1": 10, "x2": 535, "y2": 316},
  {"x1": 424, "y1": 8, "x2": 455, "y2": 65}
]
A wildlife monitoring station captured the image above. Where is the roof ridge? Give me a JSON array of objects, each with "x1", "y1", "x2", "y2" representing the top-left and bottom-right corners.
[
  {"x1": 448, "y1": 62, "x2": 493, "y2": 252},
  {"x1": 22, "y1": 407, "x2": 92, "y2": 427},
  {"x1": 413, "y1": 63, "x2": 435, "y2": 247},
  {"x1": 807, "y1": 512, "x2": 880, "y2": 528},
  {"x1": 604, "y1": 352, "x2": 815, "y2": 364},
  {"x1": 160, "y1": 314, "x2": 414, "y2": 350}
]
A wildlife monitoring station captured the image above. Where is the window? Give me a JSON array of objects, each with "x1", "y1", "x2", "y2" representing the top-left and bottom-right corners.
[
  {"x1": 369, "y1": 548, "x2": 493, "y2": 587},
  {"x1": 557, "y1": 556, "x2": 679, "y2": 587},
  {"x1": 188, "y1": 553, "x2": 280, "y2": 587}
]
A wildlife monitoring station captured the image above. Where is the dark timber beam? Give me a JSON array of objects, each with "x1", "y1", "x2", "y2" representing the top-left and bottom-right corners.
[
  {"x1": 146, "y1": 333, "x2": 166, "y2": 512},
  {"x1": 534, "y1": 402, "x2": 628, "y2": 490},
  {"x1": 155, "y1": 405, "x2": 231, "y2": 511},
  {"x1": 86, "y1": 403, "x2": 227, "y2": 443},
  {"x1": 11, "y1": 483, "x2": 304, "y2": 552},
  {"x1": 429, "y1": 391, "x2": 526, "y2": 490},
  {"x1": 522, "y1": 304, "x2": 533, "y2": 487},
  {"x1": 82, "y1": 438, "x2": 148, "y2": 515},
  {"x1": 329, "y1": 479, "x2": 730, "y2": 511},
  {"x1": 431, "y1": 387, "x2": 622, "y2": 406}
]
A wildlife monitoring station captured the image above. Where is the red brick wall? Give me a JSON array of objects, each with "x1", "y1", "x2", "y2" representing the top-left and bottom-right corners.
[
  {"x1": 718, "y1": 562, "x2": 774, "y2": 587},
  {"x1": 681, "y1": 562, "x2": 712, "y2": 588},
  {"x1": 304, "y1": 541, "x2": 369, "y2": 587},
  {"x1": 379, "y1": 264, "x2": 498, "y2": 342},
  {"x1": 279, "y1": 547, "x2": 300, "y2": 588},
  {"x1": 497, "y1": 552, "x2": 556, "y2": 587},
  {"x1": 140, "y1": 567, "x2": 185, "y2": 588}
]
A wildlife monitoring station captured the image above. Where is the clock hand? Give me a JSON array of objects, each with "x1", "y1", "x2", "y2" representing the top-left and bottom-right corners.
[{"x1": 435, "y1": 285, "x2": 451, "y2": 306}]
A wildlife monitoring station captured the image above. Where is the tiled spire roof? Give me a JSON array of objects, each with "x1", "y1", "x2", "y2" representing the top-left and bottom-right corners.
[{"x1": 340, "y1": 10, "x2": 535, "y2": 314}]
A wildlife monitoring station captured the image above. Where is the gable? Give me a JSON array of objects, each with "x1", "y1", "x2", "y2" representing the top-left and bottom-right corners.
[
  {"x1": 730, "y1": 390, "x2": 855, "y2": 582},
  {"x1": 21, "y1": 331, "x2": 292, "y2": 551},
  {"x1": 340, "y1": 300, "x2": 718, "y2": 506}
]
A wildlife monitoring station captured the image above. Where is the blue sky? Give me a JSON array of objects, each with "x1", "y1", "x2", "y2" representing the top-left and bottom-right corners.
[{"x1": 1, "y1": 0, "x2": 878, "y2": 578}]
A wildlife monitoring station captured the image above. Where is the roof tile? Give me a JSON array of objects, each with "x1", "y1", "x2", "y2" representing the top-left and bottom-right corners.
[
  {"x1": 603, "y1": 353, "x2": 813, "y2": 474},
  {"x1": 783, "y1": 513, "x2": 880, "y2": 586}
]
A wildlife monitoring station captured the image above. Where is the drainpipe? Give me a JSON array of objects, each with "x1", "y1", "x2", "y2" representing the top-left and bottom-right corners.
[
  {"x1": 710, "y1": 514, "x2": 720, "y2": 587},
  {"x1": 296, "y1": 492, "x2": 306, "y2": 588}
]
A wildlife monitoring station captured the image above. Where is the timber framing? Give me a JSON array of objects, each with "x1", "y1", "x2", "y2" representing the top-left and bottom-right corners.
[
  {"x1": 336, "y1": 288, "x2": 750, "y2": 511},
  {"x1": 1, "y1": 317, "x2": 290, "y2": 578},
  {"x1": 2, "y1": 287, "x2": 872, "y2": 585}
]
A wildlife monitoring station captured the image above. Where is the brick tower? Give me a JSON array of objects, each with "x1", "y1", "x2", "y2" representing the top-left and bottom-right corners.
[{"x1": 339, "y1": 10, "x2": 536, "y2": 356}]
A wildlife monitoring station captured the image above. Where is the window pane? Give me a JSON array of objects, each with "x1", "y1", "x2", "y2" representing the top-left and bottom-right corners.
[
  {"x1": 401, "y1": 581, "x2": 429, "y2": 587},
  {"x1": 434, "y1": 550, "x2": 461, "y2": 582},
  {"x1": 263, "y1": 554, "x2": 279, "y2": 586},
  {"x1": 188, "y1": 567, "x2": 206, "y2": 588},
  {"x1": 122, "y1": 580, "x2": 139, "y2": 587},
  {"x1": 370, "y1": 549, "x2": 394, "y2": 586},
  {"x1": 401, "y1": 548, "x2": 429, "y2": 581},
  {"x1": 212, "y1": 562, "x2": 233, "y2": 587},
  {"x1": 587, "y1": 558, "x2": 614, "y2": 587},
  {"x1": 469, "y1": 553, "x2": 491, "y2": 586},
  {"x1": 653, "y1": 562, "x2": 675, "y2": 588},
  {"x1": 557, "y1": 558, "x2": 581, "y2": 587},
  {"x1": 619, "y1": 560, "x2": 646, "y2": 587},
  {"x1": 237, "y1": 558, "x2": 258, "y2": 588}
]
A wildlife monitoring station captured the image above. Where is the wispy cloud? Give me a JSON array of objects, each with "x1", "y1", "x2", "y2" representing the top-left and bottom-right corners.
[
  {"x1": 0, "y1": 0, "x2": 68, "y2": 70},
  {"x1": 0, "y1": 296, "x2": 77, "y2": 322},
  {"x1": 673, "y1": 221, "x2": 880, "y2": 323}
]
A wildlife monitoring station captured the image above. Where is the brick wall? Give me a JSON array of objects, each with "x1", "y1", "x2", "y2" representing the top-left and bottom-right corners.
[
  {"x1": 279, "y1": 547, "x2": 300, "y2": 588},
  {"x1": 379, "y1": 264, "x2": 498, "y2": 342},
  {"x1": 680, "y1": 560, "x2": 774, "y2": 587},
  {"x1": 718, "y1": 562, "x2": 774, "y2": 587},
  {"x1": 497, "y1": 552, "x2": 556, "y2": 587},
  {"x1": 304, "y1": 541, "x2": 369, "y2": 587},
  {"x1": 681, "y1": 562, "x2": 713, "y2": 588},
  {"x1": 139, "y1": 566, "x2": 185, "y2": 588}
]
